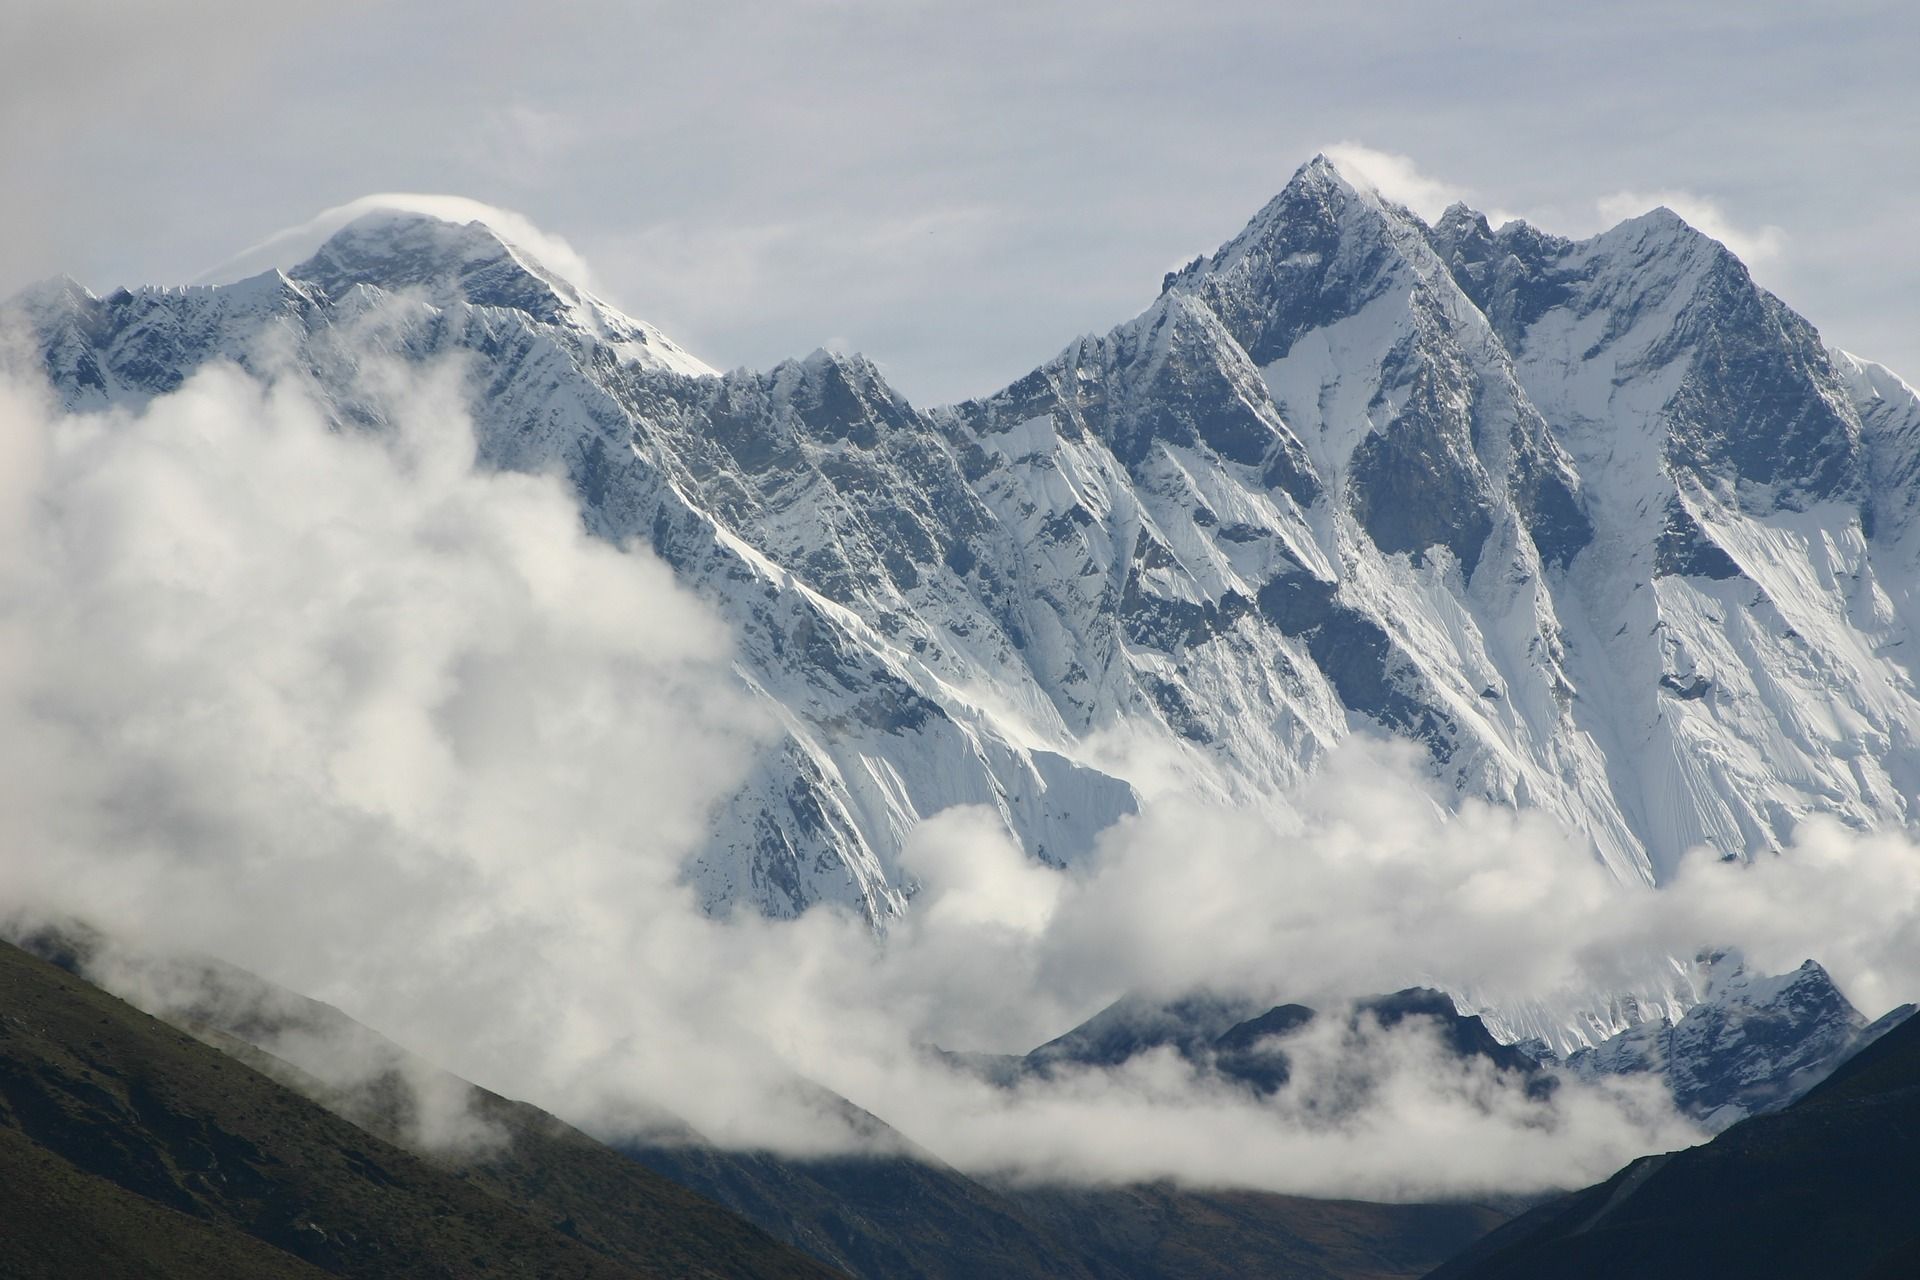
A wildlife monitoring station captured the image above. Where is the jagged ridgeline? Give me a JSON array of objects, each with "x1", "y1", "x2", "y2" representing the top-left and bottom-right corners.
[{"x1": 17, "y1": 158, "x2": 1920, "y2": 930}]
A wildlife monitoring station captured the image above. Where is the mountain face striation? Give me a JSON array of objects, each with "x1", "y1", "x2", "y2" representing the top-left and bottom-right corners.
[{"x1": 14, "y1": 159, "x2": 1920, "y2": 1043}]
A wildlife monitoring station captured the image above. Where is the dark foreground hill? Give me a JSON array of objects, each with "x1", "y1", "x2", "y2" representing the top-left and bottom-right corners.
[
  {"x1": 0, "y1": 939, "x2": 838, "y2": 1280},
  {"x1": 625, "y1": 1139, "x2": 1508, "y2": 1280},
  {"x1": 1426, "y1": 1007, "x2": 1920, "y2": 1279},
  {"x1": 5, "y1": 930, "x2": 1507, "y2": 1279}
]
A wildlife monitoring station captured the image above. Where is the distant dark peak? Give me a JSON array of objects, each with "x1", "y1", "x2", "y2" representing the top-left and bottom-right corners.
[
  {"x1": 1356, "y1": 988, "x2": 1541, "y2": 1075},
  {"x1": 1025, "y1": 991, "x2": 1260, "y2": 1070},
  {"x1": 1206, "y1": 1004, "x2": 1319, "y2": 1096},
  {"x1": 1433, "y1": 992, "x2": 1920, "y2": 1279},
  {"x1": 1213, "y1": 1003, "x2": 1317, "y2": 1053},
  {"x1": 1433, "y1": 202, "x2": 1493, "y2": 244},
  {"x1": 292, "y1": 210, "x2": 574, "y2": 323},
  {"x1": 1356, "y1": 986, "x2": 1459, "y2": 1024}
]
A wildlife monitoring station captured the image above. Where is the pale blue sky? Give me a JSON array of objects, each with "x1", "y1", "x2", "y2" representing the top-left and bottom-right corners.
[{"x1": 6, "y1": 0, "x2": 1914, "y2": 403}]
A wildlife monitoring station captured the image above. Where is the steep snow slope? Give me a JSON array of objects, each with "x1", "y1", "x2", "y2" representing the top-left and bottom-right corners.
[
  {"x1": 11, "y1": 165, "x2": 1920, "y2": 1033},
  {"x1": 1434, "y1": 207, "x2": 1919, "y2": 881},
  {"x1": 1563, "y1": 954, "x2": 1867, "y2": 1129},
  {"x1": 953, "y1": 160, "x2": 1643, "y2": 884}
]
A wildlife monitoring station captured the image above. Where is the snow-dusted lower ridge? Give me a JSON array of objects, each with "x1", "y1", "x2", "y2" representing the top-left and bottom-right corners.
[
  {"x1": 12, "y1": 162, "x2": 1920, "y2": 967},
  {"x1": 1564, "y1": 953, "x2": 1869, "y2": 1130}
]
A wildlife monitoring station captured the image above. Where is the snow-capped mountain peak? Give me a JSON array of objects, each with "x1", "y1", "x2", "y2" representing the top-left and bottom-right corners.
[
  {"x1": 293, "y1": 209, "x2": 716, "y2": 378},
  {"x1": 11, "y1": 171, "x2": 1920, "y2": 1058},
  {"x1": 292, "y1": 210, "x2": 572, "y2": 315}
]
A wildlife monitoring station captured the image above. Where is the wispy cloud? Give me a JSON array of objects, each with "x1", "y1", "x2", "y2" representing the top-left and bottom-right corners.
[
  {"x1": 1596, "y1": 189, "x2": 1787, "y2": 265},
  {"x1": 201, "y1": 194, "x2": 601, "y2": 291},
  {"x1": 1321, "y1": 142, "x2": 1475, "y2": 222}
]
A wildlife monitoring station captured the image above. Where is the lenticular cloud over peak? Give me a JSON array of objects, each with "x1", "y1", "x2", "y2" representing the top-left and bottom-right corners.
[{"x1": 200, "y1": 193, "x2": 600, "y2": 291}]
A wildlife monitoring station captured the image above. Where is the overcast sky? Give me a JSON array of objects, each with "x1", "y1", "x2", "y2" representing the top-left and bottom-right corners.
[{"x1": 5, "y1": 0, "x2": 1914, "y2": 405}]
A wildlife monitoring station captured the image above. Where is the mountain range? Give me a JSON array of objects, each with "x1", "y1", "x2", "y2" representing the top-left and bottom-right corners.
[
  {"x1": 2, "y1": 931, "x2": 1513, "y2": 1280},
  {"x1": 7, "y1": 155, "x2": 1920, "y2": 1271},
  {"x1": 19, "y1": 158, "x2": 1920, "y2": 1012},
  {"x1": 8, "y1": 924, "x2": 1900, "y2": 1279}
]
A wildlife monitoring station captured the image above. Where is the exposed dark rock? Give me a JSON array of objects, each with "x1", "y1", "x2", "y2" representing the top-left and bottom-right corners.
[{"x1": 1654, "y1": 502, "x2": 1743, "y2": 579}]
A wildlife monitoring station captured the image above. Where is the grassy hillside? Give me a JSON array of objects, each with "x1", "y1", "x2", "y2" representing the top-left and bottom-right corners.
[
  {"x1": 1428, "y1": 1011, "x2": 1920, "y2": 1279},
  {"x1": 0, "y1": 939, "x2": 838, "y2": 1279}
]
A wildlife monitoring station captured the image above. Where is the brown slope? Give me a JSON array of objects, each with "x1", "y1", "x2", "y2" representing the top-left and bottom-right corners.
[
  {"x1": 0, "y1": 1125, "x2": 330, "y2": 1280},
  {"x1": 623, "y1": 1141, "x2": 1107, "y2": 1280},
  {"x1": 0, "y1": 939, "x2": 838, "y2": 1280},
  {"x1": 1006, "y1": 1183, "x2": 1508, "y2": 1280}
]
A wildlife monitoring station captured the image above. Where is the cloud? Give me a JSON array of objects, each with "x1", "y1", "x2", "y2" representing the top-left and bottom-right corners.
[
  {"x1": 899, "y1": 806, "x2": 1064, "y2": 935},
  {"x1": 1321, "y1": 142, "x2": 1474, "y2": 223},
  {"x1": 1596, "y1": 189, "x2": 1787, "y2": 265},
  {"x1": 876, "y1": 740, "x2": 1920, "y2": 1057},
  {"x1": 877, "y1": 1011, "x2": 1696, "y2": 1200},
  {"x1": 1318, "y1": 145, "x2": 1790, "y2": 274},
  {"x1": 0, "y1": 349, "x2": 1916, "y2": 1200},
  {"x1": 200, "y1": 194, "x2": 601, "y2": 291},
  {"x1": 0, "y1": 337, "x2": 771, "y2": 1118}
]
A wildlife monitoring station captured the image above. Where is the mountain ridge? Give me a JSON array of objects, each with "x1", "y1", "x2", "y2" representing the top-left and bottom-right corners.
[
  {"x1": 12, "y1": 157, "x2": 1919, "y2": 1049},
  {"x1": 1425, "y1": 1003, "x2": 1920, "y2": 1279},
  {"x1": 7, "y1": 926, "x2": 1513, "y2": 1280}
]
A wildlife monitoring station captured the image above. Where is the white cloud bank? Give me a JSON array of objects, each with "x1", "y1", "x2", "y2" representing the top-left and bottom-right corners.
[{"x1": 0, "y1": 349, "x2": 1914, "y2": 1201}]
